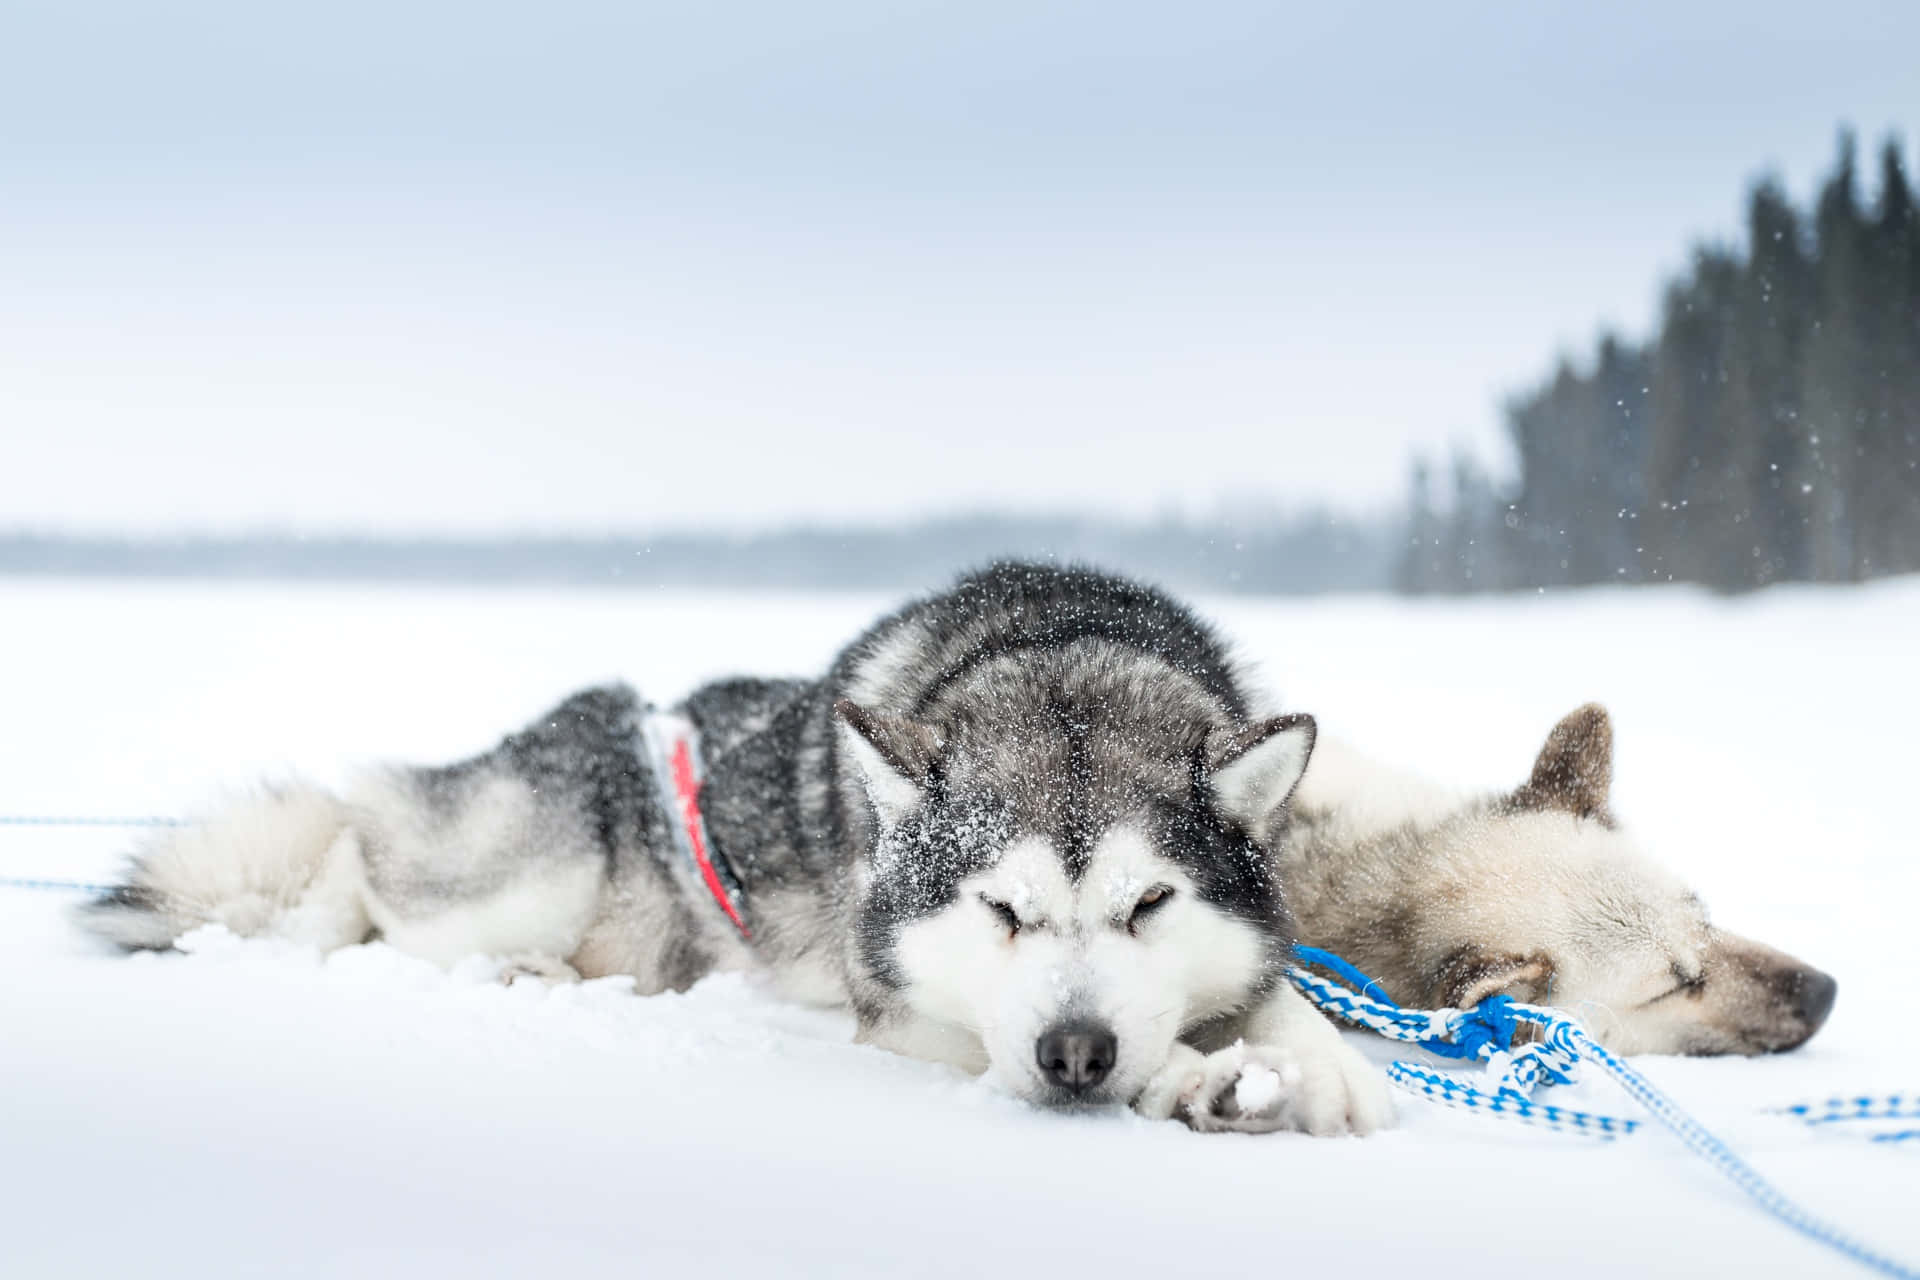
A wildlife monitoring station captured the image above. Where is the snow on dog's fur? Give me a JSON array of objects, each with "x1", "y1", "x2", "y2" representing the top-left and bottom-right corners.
[
  {"x1": 1287, "y1": 704, "x2": 1837, "y2": 1055},
  {"x1": 76, "y1": 564, "x2": 1392, "y2": 1136}
]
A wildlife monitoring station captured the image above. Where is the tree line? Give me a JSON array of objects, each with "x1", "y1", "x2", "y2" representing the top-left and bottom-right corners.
[
  {"x1": 0, "y1": 511, "x2": 1391, "y2": 597},
  {"x1": 11, "y1": 132, "x2": 1912, "y2": 600},
  {"x1": 1401, "y1": 130, "x2": 1920, "y2": 593}
]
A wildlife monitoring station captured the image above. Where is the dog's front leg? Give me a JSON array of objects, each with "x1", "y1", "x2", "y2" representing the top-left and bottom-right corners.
[{"x1": 1134, "y1": 987, "x2": 1395, "y2": 1136}]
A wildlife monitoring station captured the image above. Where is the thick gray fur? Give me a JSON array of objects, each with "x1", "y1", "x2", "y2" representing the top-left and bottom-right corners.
[{"x1": 80, "y1": 563, "x2": 1294, "y2": 1040}]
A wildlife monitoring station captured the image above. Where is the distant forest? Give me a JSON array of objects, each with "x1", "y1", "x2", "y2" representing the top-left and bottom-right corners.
[
  {"x1": 1402, "y1": 130, "x2": 1920, "y2": 593},
  {"x1": 7, "y1": 131, "x2": 1916, "y2": 597},
  {"x1": 0, "y1": 513, "x2": 1391, "y2": 598}
]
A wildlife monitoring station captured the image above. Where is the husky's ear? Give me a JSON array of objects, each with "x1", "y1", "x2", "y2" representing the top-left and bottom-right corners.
[
  {"x1": 1206, "y1": 713, "x2": 1316, "y2": 845},
  {"x1": 1511, "y1": 702, "x2": 1613, "y2": 820},
  {"x1": 1435, "y1": 947, "x2": 1555, "y2": 1009},
  {"x1": 834, "y1": 699, "x2": 939, "y2": 824}
]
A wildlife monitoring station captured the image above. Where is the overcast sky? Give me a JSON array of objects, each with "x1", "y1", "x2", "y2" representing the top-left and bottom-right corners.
[{"x1": 3, "y1": 1, "x2": 1915, "y2": 535}]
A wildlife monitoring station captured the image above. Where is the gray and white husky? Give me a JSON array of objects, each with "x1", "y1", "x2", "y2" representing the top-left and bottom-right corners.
[
  {"x1": 1288, "y1": 704, "x2": 1837, "y2": 1056},
  {"x1": 78, "y1": 563, "x2": 1392, "y2": 1136}
]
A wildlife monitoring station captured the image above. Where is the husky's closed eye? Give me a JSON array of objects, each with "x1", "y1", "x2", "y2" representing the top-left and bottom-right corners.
[
  {"x1": 980, "y1": 895, "x2": 1022, "y2": 936},
  {"x1": 1127, "y1": 885, "x2": 1174, "y2": 932}
]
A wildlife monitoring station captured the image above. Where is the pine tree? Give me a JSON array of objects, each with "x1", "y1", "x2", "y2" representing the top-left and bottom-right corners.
[
  {"x1": 1798, "y1": 131, "x2": 1872, "y2": 580},
  {"x1": 1644, "y1": 249, "x2": 1742, "y2": 586},
  {"x1": 1446, "y1": 448, "x2": 1501, "y2": 589},
  {"x1": 1717, "y1": 181, "x2": 1814, "y2": 586},
  {"x1": 1589, "y1": 336, "x2": 1654, "y2": 583},
  {"x1": 1396, "y1": 457, "x2": 1445, "y2": 593},
  {"x1": 1862, "y1": 139, "x2": 1920, "y2": 575},
  {"x1": 1415, "y1": 127, "x2": 1919, "y2": 594}
]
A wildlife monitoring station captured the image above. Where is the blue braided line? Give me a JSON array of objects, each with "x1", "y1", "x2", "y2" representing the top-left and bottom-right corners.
[
  {"x1": 1779, "y1": 1096, "x2": 1920, "y2": 1127},
  {"x1": 1288, "y1": 950, "x2": 1920, "y2": 1280},
  {"x1": 1292, "y1": 945, "x2": 1401, "y2": 1005},
  {"x1": 1292, "y1": 948, "x2": 1520, "y2": 1062},
  {"x1": 1288, "y1": 962, "x2": 1635, "y2": 1133},
  {"x1": 1557, "y1": 1020, "x2": 1919, "y2": 1280},
  {"x1": 1388, "y1": 1061, "x2": 1640, "y2": 1138}
]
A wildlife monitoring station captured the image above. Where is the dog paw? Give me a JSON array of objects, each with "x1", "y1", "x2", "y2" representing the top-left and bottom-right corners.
[
  {"x1": 498, "y1": 953, "x2": 582, "y2": 986},
  {"x1": 1180, "y1": 1039, "x2": 1392, "y2": 1136}
]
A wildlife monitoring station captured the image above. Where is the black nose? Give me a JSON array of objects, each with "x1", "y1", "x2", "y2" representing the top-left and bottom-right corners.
[
  {"x1": 1792, "y1": 967, "x2": 1838, "y2": 1032},
  {"x1": 1035, "y1": 1022, "x2": 1117, "y2": 1094}
]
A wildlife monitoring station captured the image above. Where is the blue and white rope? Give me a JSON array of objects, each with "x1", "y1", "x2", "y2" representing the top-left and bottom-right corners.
[
  {"x1": 1288, "y1": 946, "x2": 1919, "y2": 1280},
  {"x1": 1781, "y1": 1094, "x2": 1920, "y2": 1125},
  {"x1": 1779, "y1": 1095, "x2": 1920, "y2": 1144}
]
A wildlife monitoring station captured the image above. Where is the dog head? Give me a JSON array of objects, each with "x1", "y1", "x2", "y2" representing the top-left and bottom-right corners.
[
  {"x1": 835, "y1": 651, "x2": 1309, "y2": 1107},
  {"x1": 1419, "y1": 704, "x2": 1836, "y2": 1055}
]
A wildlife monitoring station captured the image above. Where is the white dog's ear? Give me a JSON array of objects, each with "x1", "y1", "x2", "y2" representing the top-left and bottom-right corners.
[
  {"x1": 1512, "y1": 702, "x2": 1613, "y2": 820},
  {"x1": 1436, "y1": 948, "x2": 1555, "y2": 1009},
  {"x1": 1206, "y1": 713, "x2": 1316, "y2": 845},
  {"x1": 834, "y1": 699, "x2": 940, "y2": 824}
]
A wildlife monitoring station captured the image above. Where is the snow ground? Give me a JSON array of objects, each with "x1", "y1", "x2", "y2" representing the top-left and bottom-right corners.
[{"x1": 3, "y1": 575, "x2": 1917, "y2": 1279}]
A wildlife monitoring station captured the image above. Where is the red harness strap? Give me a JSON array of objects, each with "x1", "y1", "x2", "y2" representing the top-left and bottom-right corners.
[{"x1": 645, "y1": 711, "x2": 752, "y2": 940}]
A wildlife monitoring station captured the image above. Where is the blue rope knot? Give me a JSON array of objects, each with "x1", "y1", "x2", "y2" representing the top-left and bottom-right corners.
[
  {"x1": 1287, "y1": 947, "x2": 1920, "y2": 1280},
  {"x1": 1439, "y1": 993, "x2": 1519, "y2": 1061}
]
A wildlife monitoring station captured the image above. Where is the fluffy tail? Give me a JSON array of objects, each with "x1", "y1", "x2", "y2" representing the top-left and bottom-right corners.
[{"x1": 74, "y1": 784, "x2": 371, "y2": 951}]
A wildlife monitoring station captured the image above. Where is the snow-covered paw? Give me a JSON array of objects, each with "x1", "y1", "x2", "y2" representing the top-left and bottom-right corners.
[
  {"x1": 1181, "y1": 1039, "x2": 1393, "y2": 1136},
  {"x1": 1181, "y1": 1043, "x2": 1301, "y2": 1134}
]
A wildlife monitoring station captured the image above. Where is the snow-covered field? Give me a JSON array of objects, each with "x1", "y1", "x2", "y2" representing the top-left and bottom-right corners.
[{"x1": 4, "y1": 575, "x2": 1916, "y2": 1278}]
